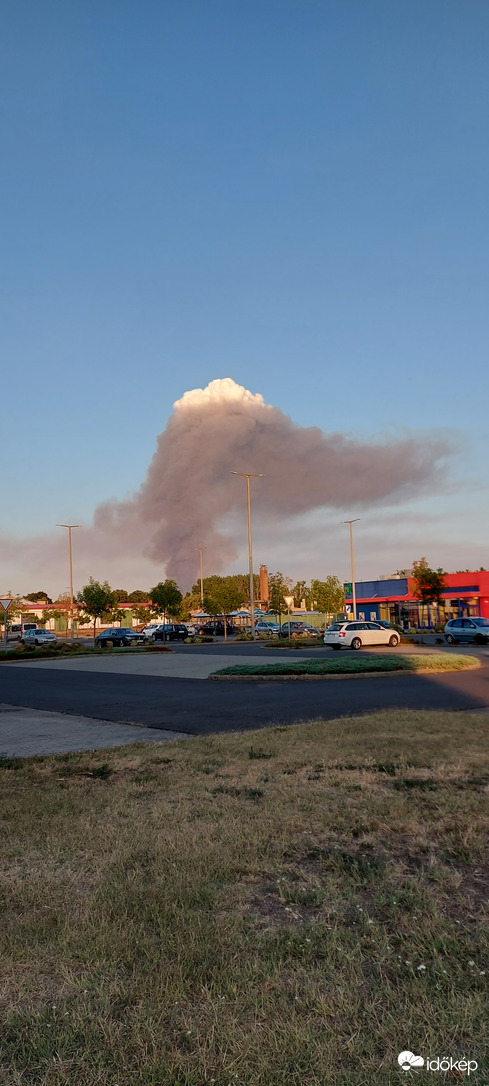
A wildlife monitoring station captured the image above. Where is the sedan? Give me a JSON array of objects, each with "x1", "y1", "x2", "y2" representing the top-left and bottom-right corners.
[
  {"x1": 196, "y1": 621, "x2": 235, "y2": 636},
  {"x1": 150, "y1": 624, "x2": 189, "y2": 642},
  {"x1": 255, "y1": 621, "x2": 280, "y2": 635},
  {"x1": 324, "y1": 621, "x2": 400, "y2": 650},
  {"x1": 96, "y1": 628, "x2": 146, "y2": 647},
  {"x1": 279, "y1": 622, "x2": 321, "y2": 638},
  {"x1": 21, "y1": 629, "x2": 58, "y2": 647},
  {"x1": 444, "y1": 617, "x2": 489, "y2": 644}
]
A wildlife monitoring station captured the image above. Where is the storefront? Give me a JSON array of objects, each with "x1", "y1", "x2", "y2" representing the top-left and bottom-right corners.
[{"x1": 344, "y1": 571, "x2": 489, "y2": 628}]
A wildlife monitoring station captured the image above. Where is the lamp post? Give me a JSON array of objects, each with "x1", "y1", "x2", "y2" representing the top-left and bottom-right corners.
[
  {"x1": 344, "y1": 519, "x2": 360, "y2": 621},
  {"x1": 231, "y1": 472, "x2": 263, "y2": 641},
  {"x1": 196, "y1": 547, "x2": 205, "y2": 607},
  {"x1": 57, "y1": 524, "x2": 79, "y2": 639}
]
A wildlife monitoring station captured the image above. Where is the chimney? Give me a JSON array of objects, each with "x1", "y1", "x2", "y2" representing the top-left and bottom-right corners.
[{"x1": 259, "y1": 565, "x2": 269, "y2": 605}]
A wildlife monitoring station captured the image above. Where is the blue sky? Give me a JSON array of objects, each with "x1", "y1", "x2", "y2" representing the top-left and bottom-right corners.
[{"x1": 1, "y1": 0, "x2": 488, "y2": 592}]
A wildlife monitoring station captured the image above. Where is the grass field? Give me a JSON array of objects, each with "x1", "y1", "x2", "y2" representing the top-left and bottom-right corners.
[
  {"x1": 211, "y1": 653, "x2": 480, "y2": 678},
  {"x1": 1, "y1": 709, "x2": 488, "y2": 1084}
]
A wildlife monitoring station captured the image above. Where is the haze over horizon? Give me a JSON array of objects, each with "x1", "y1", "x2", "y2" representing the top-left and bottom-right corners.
[
  {"x1": 1, "y1": 1, "x2": 488, "y2": 593},
  {"x1": 0, "y1": 376, "x2": 484, "y2": 598}
]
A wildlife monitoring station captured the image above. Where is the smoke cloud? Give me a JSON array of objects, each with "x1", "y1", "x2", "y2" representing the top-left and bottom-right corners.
[{"x1": 91, "y1": 377, "x2": 451, "y2": 589}]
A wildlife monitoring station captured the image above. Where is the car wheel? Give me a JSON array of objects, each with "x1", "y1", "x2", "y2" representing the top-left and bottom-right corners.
[
  {"x1": 445, "y1": 634, "x2": 455, "y2": 645},
  {"x1": 388, "y1": 635, "x2": 399, "y2": 646},
  {"x1": 351, "y1": 637, "x2": 362, "y2": 650}
]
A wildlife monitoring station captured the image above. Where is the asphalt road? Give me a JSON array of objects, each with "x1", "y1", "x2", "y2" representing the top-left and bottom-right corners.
[{"x1": 1, "y1": 659, "x2": 489, "y2": 735}]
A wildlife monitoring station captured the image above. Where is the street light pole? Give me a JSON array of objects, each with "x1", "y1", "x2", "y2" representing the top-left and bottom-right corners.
[
  {"x1": 196, "y1": 547, "x2": 205, "y2": 607},
  {"x1": 57, "y1": 524, "x2": 79, "y2": 639},
  {"x1": 231, "y1": 472, "x2": 263, "y2": 641},
  {"x1": 344, "y1": 519, "x2": 360, "y2": 621}
]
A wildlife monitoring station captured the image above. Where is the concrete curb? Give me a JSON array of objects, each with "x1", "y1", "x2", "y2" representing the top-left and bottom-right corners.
[{"x1": 209, "y1": 663, "x2": 482, "y2": 682}]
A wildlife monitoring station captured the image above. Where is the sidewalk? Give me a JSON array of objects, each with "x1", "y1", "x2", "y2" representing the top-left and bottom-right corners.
[{"x1": 0, "y1": 704, "x2": 186, "y2": 758}]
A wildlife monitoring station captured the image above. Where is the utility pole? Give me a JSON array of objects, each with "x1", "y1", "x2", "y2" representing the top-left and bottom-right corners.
[
  {"x1": 344, "y1": 519, "x2": 360, "y2": 621},
  {"x1": 57, "y1": 524, "x2": 79, "y2": 639},
  {"x1": 196, "y1": 547, "x2": 205, "y2": 607},
  {"x1": 231, "y1": 472, "x2": 263, "y2": 640}
]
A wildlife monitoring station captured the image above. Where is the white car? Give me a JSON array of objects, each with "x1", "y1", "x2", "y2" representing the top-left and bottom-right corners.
[
  {"x1": 324, "y1": 620, "x2": 400, "y2": 650},
  {"x1": 7, "y1": 622, "x2": 39, "y2": 642},
  {"x1": 21, "y1": 629, "x2": 58, "y2": 647}
]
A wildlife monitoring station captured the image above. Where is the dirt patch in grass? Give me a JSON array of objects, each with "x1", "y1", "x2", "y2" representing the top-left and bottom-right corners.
[{"x1": 0, "y1": 709, "x2": 488, "y2": 1084}]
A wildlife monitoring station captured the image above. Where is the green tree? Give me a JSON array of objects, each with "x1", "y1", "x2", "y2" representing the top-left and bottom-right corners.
[
  {"x1": 192, "y1": 574, "x2": 250, "y2": 608},
  {"x1": 24, "y1": 590, "x2": 53, "y2": 604},
  {"x1": 268, "y1": 572, "x2": 293, "y2": 618},
  {"x1": 411, "y1": 558, "x2": 447, "y2": 626},
  {"x1": 53, "y1": 591, "x2": 77, "y2": 639},
  {"x1": 77, "y1": 578, "x2": 116, "y2": 645},
  {"x1": 113, "y1": 588, "x2": 129, "y2": 603},
  {"x1": 411, "y1": 558, "x2": 446, "y2": 603},
  {"x1": 1, "y1": 596, "x2": 22, "y2": 634},
  {"x1": 36, "y1": 608, "x2": 63, "y2": 629},
  {"x1": 127, "y1": 589, "x2": 148, "y2": 603},
  {"x1": 182, "y1": 590, "x2": 202, "y2": 616},
  {"x1": 310, "y1": 576, "x2": 345, "y2": 617},
  {"x1": 131, "y1": 604, "x2": 158, "y2": 626},
  {"x1": 292, "y1": 580, "x2": 309, "y2": 608},
  {"x1": 150, "y1": 580, "x2": 183, "y2": 637},
  {"x1": 202, "y1": 582, "x2": 245, "y2": 638}
]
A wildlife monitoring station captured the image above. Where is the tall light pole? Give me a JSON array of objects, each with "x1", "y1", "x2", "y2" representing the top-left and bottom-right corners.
[
  {"x1": 344, "y1": 519, "x2": 360, "y2": 621},
  {"x1": 231, "y1": 472, "x2": 263, "y2": 641},
  {"x1": 196, "y1": 547, "x2": 205, "y2": 608},
  {"x1": 57, "y1": 524, "x2": 79, "y2": 639}
]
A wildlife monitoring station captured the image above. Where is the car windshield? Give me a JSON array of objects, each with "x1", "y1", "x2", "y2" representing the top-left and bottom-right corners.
[
  {"x1": 473, "y1": 618, "x2": 489, "y2": 626},
  {"x1": 327, "y1": 624, "x2": 342, "y2": 631}
]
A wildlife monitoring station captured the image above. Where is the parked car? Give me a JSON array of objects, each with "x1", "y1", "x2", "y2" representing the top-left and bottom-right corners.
[
  {"x1": 324, "y1": 620, "x2": 400, "y2": 650},
  {"x1": 141, "y1": 623, "x2": 161, "y2": 639},
  {"x1": 196, "y1": 621, "x2": 235, "y2": 636},
  {"x1": 7, "y1": 623, "x2": 39, "y2": 642},
  {"x1": 254, "y1": 621, "x2": 280, "y2": 635},
  {"x1": 21, "y1": 629, "x2": 58, "y2": 647},
  {"x1": 149, "y1": 624, "x2": 189, "y2": 642},
  {"x1": 96, "y1": 628, "x2": 146, "y2": 647},
  {"x1": 444, "y1": 617, "x2": 489, "y2": 644},
  {"x1": 377, "y1": 620, "x2": 403, "y2": 633},
  {"x1": 279, "y1": 622, "x2": 321, "y2": 639}
]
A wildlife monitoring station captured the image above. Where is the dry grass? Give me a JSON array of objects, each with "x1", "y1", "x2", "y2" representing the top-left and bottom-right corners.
[{"x1": 0, "y1": 709, "x2": 488, "y2": 1084}]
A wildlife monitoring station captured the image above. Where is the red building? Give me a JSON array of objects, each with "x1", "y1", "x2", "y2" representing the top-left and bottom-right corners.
[{"x1": 344, "y1": 571, "x2": 489, "y2": 627}]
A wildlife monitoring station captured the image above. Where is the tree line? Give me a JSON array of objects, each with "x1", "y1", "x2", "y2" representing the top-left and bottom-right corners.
[{"x1": 11, "y1": 558, "x2": 472, "y2": 639}]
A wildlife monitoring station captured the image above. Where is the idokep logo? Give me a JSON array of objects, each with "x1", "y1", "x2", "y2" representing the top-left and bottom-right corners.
[
  {"x1": 398, "y1": 1050, "x2": 478, "y2": 1076},
  {"x1": 398, "y1": 1052, "x2": 424, "y2": 1073}
]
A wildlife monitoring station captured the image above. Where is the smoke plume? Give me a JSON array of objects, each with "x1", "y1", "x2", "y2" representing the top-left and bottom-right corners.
[{"x1": 92, "y1": 377, "x2": 450, "y2": 588}]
